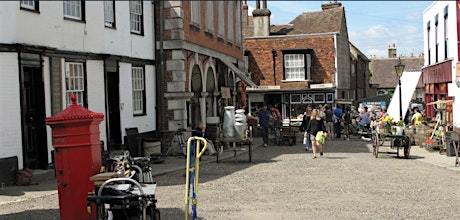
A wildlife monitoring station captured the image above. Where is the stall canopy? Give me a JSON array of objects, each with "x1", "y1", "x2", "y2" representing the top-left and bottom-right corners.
[
  {"x1": 387, "y1": 71, "x2": 422, "y2": 121},
  {"x1": 219, "y1": 58, "x2": 257, "y2": 87}
]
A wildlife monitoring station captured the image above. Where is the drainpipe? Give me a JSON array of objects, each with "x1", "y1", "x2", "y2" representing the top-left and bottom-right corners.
[
  {"x1": 156, "y1": 1, "x2": 166, "y2": 131},
  {"x1": 272, "y1": 48, "x2": 277, "y2": 85}
]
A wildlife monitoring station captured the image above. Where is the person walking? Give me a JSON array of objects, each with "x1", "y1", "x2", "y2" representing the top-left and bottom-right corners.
[
  {"x1": 257, "y1": 105, "x2": 272, "y2": 147},
  {"x1": 324, "y1": 105, "x2": 334, "y2": 139},
  {"x1": 411, "y1": 107, "x2": 423, "y2": 126},
  {"x1": 306, "y1": 109, "x2": 327, "y2": 159},
  {"x1": 342, "y1": 107, "x2": 352, "y2": 140},
  {"x1": 300, "y1": 105, "x2": 313, "y2": 151},
  {"x1": 333, "y1": 104, "x2": 343, "y2": 138}
]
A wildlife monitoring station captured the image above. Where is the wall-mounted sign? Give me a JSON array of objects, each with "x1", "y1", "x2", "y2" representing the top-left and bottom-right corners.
[
  {"x1": 310, "y1": 83, "x2": 333, "y2": 89},
  {"x1": 246, "y1": 85, "x2": 281, "y2": 90},
  {"x1": 221, "y1": 87, "x2": 231, "y2": 98}
]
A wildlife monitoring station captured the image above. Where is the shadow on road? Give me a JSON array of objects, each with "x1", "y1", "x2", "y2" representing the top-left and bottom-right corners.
[{"x1": 0, "y1": 209, "x2": 59, "y2": 220}]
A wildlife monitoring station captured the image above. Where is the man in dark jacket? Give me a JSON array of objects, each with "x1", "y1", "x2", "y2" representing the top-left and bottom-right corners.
[{"x1": 333, "y1": 105, "x2": 343, "y2": 138}]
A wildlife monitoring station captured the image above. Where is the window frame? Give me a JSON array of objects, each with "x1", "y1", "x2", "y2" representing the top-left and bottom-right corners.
[
  {"x1": 235, "y1": 0, "x2": 242, "y2": 47},
  {"x1": 444, "y1": 5, "x2": 448, "y2": 59},
  {"x1": 20, "y1": 0, "x2": 39, "y2": 12},
  {"x1": 64, "y1": 61, "x2": 87, "y2": 108},
  {"x1": 435, "y1": 14, "x2": 438, "y2": 63},
  {"x1": 129, "y1": 0, "x2": 144, "y2": 35},
  {"x1": 204, "y1": 1, "x2": 214, "y2": 34},
  {"x1": 190, "y1": 1, "x2": 201, "y2": 28},
  {"x1": 427, "y1": 21, "x2": 431, "y2": 65},
  {"x1": 104, "y1": 0, "x2": 116, "y2": 28},
  {"x1": 217, "y1": 1, "x2": 224, "y2": 39},
  {"x1": 63, "y1": 1, "x2": 85, "y2": 22},
  {"x1": 132, "y1": 66, "x2": 146, "y2": 116},
  {"x1": 227, "y1": 1, "x2": 234, "y2": 44},
  {"x1": 326, "y1": 93, "x2": 334, "y2": 103},
  {"x1": 282, "y1": 49, "x2": 313, "y2": 81}
]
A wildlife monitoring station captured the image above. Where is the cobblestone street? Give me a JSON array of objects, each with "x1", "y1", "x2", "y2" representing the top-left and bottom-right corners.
[{"x1": 2, "y1": 137, "x2": 460, "y2": 219}]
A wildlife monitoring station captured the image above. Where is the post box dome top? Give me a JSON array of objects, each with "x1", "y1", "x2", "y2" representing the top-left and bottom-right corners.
[{"x1": 46, "y1": 94, "x2": 104, "y2": 123}]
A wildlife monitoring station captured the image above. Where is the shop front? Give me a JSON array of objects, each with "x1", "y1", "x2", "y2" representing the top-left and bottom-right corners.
[
  {"x1": 422, "y1": 60, "x2": 453, "y2": 123},
  {"x1": 247, "y1": 86, "x2": 336, "y2": 125}
]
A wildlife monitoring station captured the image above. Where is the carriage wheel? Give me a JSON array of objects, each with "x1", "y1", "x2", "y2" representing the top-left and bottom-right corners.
[
  {"x1": 404, "y1": 136, "x2": 411, "y2": 159},
  {"x1": 372, "y1": 133, "x2": 379, "y2": 158}
]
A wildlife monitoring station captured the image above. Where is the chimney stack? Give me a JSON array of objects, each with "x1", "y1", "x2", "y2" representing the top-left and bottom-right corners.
[
  {"x1": 388, "y1": 44, "x2": 397, "y2": 58},
  {"x1": 252, "y1": 0, "x2": 271, "y2": 37},
  {"x1": 321, "y1": 0, "x2": 342, "y2": 10}
]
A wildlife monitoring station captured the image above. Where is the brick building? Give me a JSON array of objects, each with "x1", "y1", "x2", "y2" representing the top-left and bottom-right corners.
[
  {"x1": 154, "y1": 1, "x2": 255, "y2": 132},
  {"x1": 244, "y1": 0, "x2": 364, "y2": 121}
]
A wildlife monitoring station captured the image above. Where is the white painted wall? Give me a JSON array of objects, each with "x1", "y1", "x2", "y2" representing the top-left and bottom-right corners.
[
  {"x1": 87, "y1": 60, "x2": 108, "y2": 145},
  {"x1": 0, "y1": 53, "x2": 24, "y2": 167},
  {"x1": 119, "y1": 63, "x2": 157, "y2": 138},
  {"x1": 423, "y1": 1, "x2": 460, "y2": 127},
  {"x1": 423, "y1": 1, "x2": 458, "y2": 66},
  {"x1": 0, "y1": 1, "x2": 155, "y2": 59}
]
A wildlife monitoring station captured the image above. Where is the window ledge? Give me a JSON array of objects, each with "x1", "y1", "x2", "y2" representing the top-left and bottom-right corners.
[{"x1": 281, "y1": 79, "x2": 312, "y2": 82}]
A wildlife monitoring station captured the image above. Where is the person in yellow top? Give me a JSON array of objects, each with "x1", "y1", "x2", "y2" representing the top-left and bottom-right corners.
[{"x1": 411, "y1": 107, "x2": 423, "y2": 126}]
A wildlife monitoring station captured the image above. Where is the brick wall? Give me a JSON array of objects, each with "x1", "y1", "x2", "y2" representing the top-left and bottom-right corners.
[{"x1": 245, "y1": 36, "x2": 336, "y2": 89}]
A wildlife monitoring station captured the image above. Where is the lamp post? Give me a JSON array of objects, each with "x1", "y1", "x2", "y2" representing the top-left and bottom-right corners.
[{"x1": 394, "y1": 57, "x2": 405, "y2": 121}]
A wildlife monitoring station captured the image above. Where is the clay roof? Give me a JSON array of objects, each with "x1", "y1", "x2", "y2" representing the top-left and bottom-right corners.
[
  {"x1": 270, "y1": 6, "x2": 344, "y2": 35},
  {"x1": 371, "y1": 57, "x2": 424, "y2": 89}
]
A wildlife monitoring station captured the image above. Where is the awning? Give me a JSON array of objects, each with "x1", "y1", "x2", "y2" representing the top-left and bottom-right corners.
[
  {"x1": 219, "y1": 59, "x2": 257, "y2": 87},
  {"x1": 387, "y1": 71, "x2": 422, "y2": 121}
]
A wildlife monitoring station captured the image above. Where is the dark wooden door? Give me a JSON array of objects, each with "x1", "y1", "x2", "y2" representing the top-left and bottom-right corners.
[
  {"x1": 106, "y1": 71, "x2": 122, "y2": 150},
  {"x1": 21, "y1": 67, "x2": 48, "y2": 169}
]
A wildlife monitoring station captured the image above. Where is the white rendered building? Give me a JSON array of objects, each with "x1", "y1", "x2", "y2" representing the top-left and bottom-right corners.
[
  {"x1": 0, "y1": 1, "x2": 157, "y2": 170},
  {"x1": 422, "y1": 1, "x2": 460, "y2": 127}
]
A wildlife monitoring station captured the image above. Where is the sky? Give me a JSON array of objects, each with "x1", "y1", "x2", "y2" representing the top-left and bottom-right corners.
[{"x1": 247, "y1": 1, "x2": 434, "y2": 59}]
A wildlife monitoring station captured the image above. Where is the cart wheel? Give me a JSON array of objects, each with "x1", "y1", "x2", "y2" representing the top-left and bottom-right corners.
[
  {"x1": 372, "y1": 133, "x2": 379, "y2": 158},
  {"x1": 404, "y1": 137, "x2": 411, "y2": 159},
  {"x1": 146, "y1": 206, "x2": 161, "y2": 220}
]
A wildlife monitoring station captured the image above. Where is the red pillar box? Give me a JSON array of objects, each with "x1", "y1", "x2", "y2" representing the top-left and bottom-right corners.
[{"x1": 46, "y1": 94, "x2": 104, "y2": 220}]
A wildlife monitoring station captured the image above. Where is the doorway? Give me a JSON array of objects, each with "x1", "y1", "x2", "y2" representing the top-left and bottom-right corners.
[
  {"x1": 21, "y1": 66, "x2": 48, "y2": 169},
  {"x1": 105, "y1": 71, "x2": 122, "y2": 150}
]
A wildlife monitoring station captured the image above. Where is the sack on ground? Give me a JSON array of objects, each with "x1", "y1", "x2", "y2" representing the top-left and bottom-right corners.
[
  {"x1": 16, "y1": 168, "x2": 37, "y2": 186},
  {"x1": 316, "y1": 131, "x2": 325, "y2": 144}
]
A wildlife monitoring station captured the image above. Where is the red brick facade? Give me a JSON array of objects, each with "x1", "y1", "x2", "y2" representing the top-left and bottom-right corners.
[{"x1": 245, "y1": 36, "x2": 336, "y2": 88}]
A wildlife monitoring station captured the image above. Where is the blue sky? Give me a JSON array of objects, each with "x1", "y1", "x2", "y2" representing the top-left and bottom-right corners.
[{"x1": 247, "y1": 1, "x2": 433, "y2": 58}]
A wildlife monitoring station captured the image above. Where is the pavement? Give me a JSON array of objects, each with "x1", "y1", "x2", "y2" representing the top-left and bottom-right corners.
[{"x1": 1, "y1": 135, "x2": 460, "y2": 206}]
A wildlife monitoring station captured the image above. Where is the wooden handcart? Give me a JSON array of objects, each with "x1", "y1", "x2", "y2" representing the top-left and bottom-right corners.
[
  {"x1": 216, "y1": 124, "x2": 253, "y2": 163},
  {"x1": 277, "y1": 125, "x2": 299, "y2": 146},
  {"x1": 372, "y1": 129, "x2": 412, "y2": 159}
]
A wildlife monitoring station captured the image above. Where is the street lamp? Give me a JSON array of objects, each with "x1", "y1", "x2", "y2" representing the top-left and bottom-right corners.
[{"x1": 394, "y1": 57, "x2": 405, "y2": 121}]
